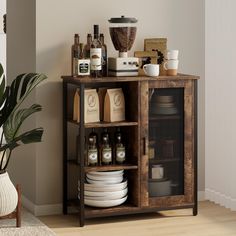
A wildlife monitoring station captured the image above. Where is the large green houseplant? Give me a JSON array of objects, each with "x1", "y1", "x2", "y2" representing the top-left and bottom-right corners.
[{"x1": 0, "y1": 63, "x2": 46, "y2": 216}]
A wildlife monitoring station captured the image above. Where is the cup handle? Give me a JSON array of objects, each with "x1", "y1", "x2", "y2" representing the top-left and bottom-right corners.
[
  {"x1": 143, "y1": 64, "x2": 148, "y2": 75},
  {"x1": 163, "y1": 61, "x2": 168, "y2": 70}
]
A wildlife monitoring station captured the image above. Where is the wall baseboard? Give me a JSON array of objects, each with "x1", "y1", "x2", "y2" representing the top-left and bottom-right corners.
[
  {"x1": 205, "y1": 188, "x2": 236, "y2": 211},
  {"x1": 22, "y1": 191, "x2": 205, "y2": 216},
  {"x1": 198, "y1": 191, "x2": 205, "y2": 201},
  {"x1": 22, "y1": 195, "x2": 62, "y2": 216}
]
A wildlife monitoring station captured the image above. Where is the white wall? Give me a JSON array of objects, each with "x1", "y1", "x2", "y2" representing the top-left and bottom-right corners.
[
  {"x1": 7, "y1": 0, "x2": 205, "y2": 212},
  {"x1": 7, "y1": 0, "x2": 37, "y2": 203},
  {"x1": 205, "y1": 0, "x2": 236, "y2": 210}
]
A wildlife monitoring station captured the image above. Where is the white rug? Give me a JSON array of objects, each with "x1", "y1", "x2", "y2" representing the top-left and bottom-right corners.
[{"x1": 0, "y1": 209, "x2": 56, "y2": 236}]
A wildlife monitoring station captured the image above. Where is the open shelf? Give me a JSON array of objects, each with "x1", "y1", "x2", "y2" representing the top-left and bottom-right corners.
[
  {"x1": 85, "y1": 164, "x2": 138, "y2": 172},
  {"x1": 149, "y1": 158, "x2": 180, "y2": 164},
  {"x1": 67, "y1": 160, "x2": 138, "y2": 171},
  {"x1": 67, "y1": 199, "x2": 139, "y2": 218},
  {"x1": 68, "y1": 119, "x2": 138, "y2": 128},
  {"x1": 85, "y1": 203, "x2": 139, "y2": 218}
]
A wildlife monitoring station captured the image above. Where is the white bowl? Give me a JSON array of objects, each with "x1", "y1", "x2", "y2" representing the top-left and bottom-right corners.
[
  {"x1": 88, "y1": 170, "x2": 124, "y2": 176},
  {"x1": 86, "y1": 177, "x2": 123, "y2": 185},
  {"x1": 79, "y1": 180, "x2": 128, "y2": 192},
  {"x1": 86, "y1": 173, "x2": 123, "y2": 181},
  {"x1": 84, "y1": 188, "x2": 128, "y2": 197},
  {"x1": 84, "y1": 195, "x2": 128, "y2": 207},
  {"x1": 83, "y1": 188, "x2": 128, "y2": 200}
]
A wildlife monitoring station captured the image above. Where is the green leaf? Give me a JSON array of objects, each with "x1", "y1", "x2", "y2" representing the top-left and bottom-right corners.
[
  {"x1": 0, "y1": 128, "x2": 43, "y2": 152},
  {"x1": 0, "y1": 73, "x2": 47, "y2": 127},
  {"x1": 3, "y1": 104, "x2": 42, "y2": 143}
]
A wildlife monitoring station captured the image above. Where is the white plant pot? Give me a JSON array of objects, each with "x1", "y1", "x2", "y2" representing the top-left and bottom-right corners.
[{"x1": 0, "y1": 172, "x2": 18, "y2": 216}]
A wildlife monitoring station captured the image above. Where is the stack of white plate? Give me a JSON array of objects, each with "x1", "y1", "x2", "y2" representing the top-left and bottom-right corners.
[
  {"x1": 78, "y1": 170, "x2": 128, "y2": 208},
  {"x1": 151, "y1": 95, "x2": 178, "y2": 115}
]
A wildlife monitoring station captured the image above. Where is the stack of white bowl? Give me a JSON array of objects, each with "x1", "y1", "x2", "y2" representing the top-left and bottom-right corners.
[{"x1": 78, "y1": 170, "x2": 128, "y2": 208}]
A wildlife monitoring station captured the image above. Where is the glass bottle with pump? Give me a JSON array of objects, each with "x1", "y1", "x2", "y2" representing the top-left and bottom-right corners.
[
  {"x1": 115, "y1": 128, "x2": 126, "y2": 164},
  {"x1": 90, "y1": 25, "x2": 102, "y2": 78},
  {"x1": 100, "y1": 33, "x2": 107, "y2": 77},
  {"x1": 101, "y1": 128, "x2": 112, "y2": 165},
  {"x1": 71, "y1": 34, "x2": 80, "y2": 77},
  {"x1": 87, "y1": 129, "x2": 98, "y2": 166}
]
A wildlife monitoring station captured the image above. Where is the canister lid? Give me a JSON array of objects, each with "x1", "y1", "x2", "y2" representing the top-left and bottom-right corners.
[{"x1": 108, "y1": 15, "x2": 138, "y2": 23}]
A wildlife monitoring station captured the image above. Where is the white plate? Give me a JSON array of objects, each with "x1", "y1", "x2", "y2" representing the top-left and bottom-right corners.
[
  {"x1": 86, "y1": 173, "x2": 123, "y2": 181},
  {"x1": 88, "y1": 170, "x2": 124, "y2": 176},
  {"x1": 84, "y1": 196, "x2": 128, "y2": 207},
  {"x1": 86, "y1": 177, "x2": 123, "y2": 185},
  {"x1": 83, "y1": 188, "x2": 128, "y2": 197},
  {"x1": 79, "y1": 180, "x2": 128, "y2": 192},
  {"x1": 82, "y1": 189, "x2": 128, "y2": 200}
]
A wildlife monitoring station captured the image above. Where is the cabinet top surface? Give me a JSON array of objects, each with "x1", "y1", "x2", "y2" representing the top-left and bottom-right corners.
[{"x1": 61, "y1": 74, "x2": 200, "y2": 85}]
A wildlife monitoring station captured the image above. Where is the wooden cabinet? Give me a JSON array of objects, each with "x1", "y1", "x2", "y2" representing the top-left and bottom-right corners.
[{"x1": 62, "y1": 74, "x2": 199, "y2": 227}]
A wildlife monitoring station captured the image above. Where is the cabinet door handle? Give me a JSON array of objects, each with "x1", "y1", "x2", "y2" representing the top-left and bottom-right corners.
[{"x1": 143, "y1": 137, "x2": 147, "y2": 155}]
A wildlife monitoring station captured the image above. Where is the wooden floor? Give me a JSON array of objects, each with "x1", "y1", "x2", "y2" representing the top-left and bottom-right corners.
[{"x1": 39, "y1": 201, "x2": 236, "y2": 236}]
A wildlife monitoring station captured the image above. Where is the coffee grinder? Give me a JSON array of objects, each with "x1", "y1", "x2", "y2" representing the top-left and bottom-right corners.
[{"x1": 108, "y1": 16, "x2": 139, "y2": 76}]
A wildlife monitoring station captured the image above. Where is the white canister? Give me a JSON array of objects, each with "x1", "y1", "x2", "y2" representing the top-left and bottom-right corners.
[{"x1": 151, "y1": 165, "x2": 164, "y2": 179}]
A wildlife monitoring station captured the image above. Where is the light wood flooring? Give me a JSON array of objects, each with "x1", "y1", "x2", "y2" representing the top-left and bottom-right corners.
[{"x1": 39, "y1": 201, "x2": 236, "y2": 236}]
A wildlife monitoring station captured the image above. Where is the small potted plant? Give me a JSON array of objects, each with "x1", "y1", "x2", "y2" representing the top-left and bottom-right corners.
[{"x1": 0, "y1": 63, "x2": 46, "y2": 216}]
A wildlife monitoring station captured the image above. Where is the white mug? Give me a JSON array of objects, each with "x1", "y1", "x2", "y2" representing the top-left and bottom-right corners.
[
  {"x1": 152, "y1": 165, "x2": 164, "y2": 179},
  {"x1": 166, "y1": 50, "x2": 179, "y2": 60},
  {"x1": 164, "y1": 60, "x2": 179, "y2": 76},
  {"x1": 143, "y1": 64, "x2": 160, "y2": 77}
]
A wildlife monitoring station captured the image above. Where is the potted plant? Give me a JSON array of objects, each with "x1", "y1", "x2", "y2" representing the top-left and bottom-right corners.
[{"x1": 0, "y1": 63, "x2": 46, "y2": 216}]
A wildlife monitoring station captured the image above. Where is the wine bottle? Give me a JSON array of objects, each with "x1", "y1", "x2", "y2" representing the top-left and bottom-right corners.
[
  {"x1": 78, "y1": 43, "x2": 90, "y2": 76},
  {"x1": 87, "y1": 129, "x2": 98, "y2": 166},
  {"x1": 100, "y1": 33, "x2": 107, "y2": 77},
  {"x1": 101, "y1": 128, "x2": 112, "y2": 165},
  {"x1": 90, "y1": 25, "x2": 102, "y2": 78},
  {"x1": 84, "y1": 34, "x2": 92, "y2": 59},
  {"x1": 71, "y1": 34, "x2": 80, "y2": 77},
  {"x1": 114, "y1": 128, "x2": 126, "y2": 164}
]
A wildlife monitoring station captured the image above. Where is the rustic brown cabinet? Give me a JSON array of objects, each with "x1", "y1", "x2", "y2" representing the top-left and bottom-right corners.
[{"x1": 62, "y1": 74, "x2": 199, "y2": 227}]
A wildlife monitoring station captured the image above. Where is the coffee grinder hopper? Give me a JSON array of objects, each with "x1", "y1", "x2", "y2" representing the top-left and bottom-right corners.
[{"x1": 108, "y1": 15, "x2": 139, "y2": 76}]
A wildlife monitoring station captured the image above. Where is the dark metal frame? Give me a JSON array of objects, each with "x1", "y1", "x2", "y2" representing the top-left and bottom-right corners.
[
  {"x1": 79, "y1": 84, "x2": 85, "y2": 226},
  {"x1": 62, "y1": 81, "x2": 68, "y2": 215}
]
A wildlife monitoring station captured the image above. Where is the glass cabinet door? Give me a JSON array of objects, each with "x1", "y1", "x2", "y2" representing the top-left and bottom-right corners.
[{"x1": 148, "y1": 88, "x2": 184, "y2": 198}]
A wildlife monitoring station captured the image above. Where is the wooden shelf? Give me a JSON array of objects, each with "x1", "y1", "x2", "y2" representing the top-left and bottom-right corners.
[
  {"x1": 61, "y1": 74, "x2": 199, "y2": 86},
  {"x1": 149, "y1": 115, "x2": 181, "y2": 121},
  {"x1": 67, "y1": 199, "x2": 139, "y2": 218},
  {"x1": 85, "y1": 164, "x2": 138, "y2": 172},
  {"x1": 68, "y1": 119, "x2": 138, "y2": 128},
  {"x1": 149, "y1": 158, "x2": 180, "y2": 164},
  {"x1": 85, "y1": 203, "x2": 139, "y2": 218},
  {"x1": 67, "y1": 161, "x2": 138, "y2": 171}
]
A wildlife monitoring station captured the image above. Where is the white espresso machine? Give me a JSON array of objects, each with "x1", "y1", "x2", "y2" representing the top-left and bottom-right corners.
[{"x1": 108, "y1": 16, "x2": 139, "y2": 76}]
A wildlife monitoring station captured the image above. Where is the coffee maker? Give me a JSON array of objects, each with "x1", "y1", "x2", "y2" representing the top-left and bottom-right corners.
[{"x1": 108, "y1": 16, "x2": 139, "y2": 76}]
